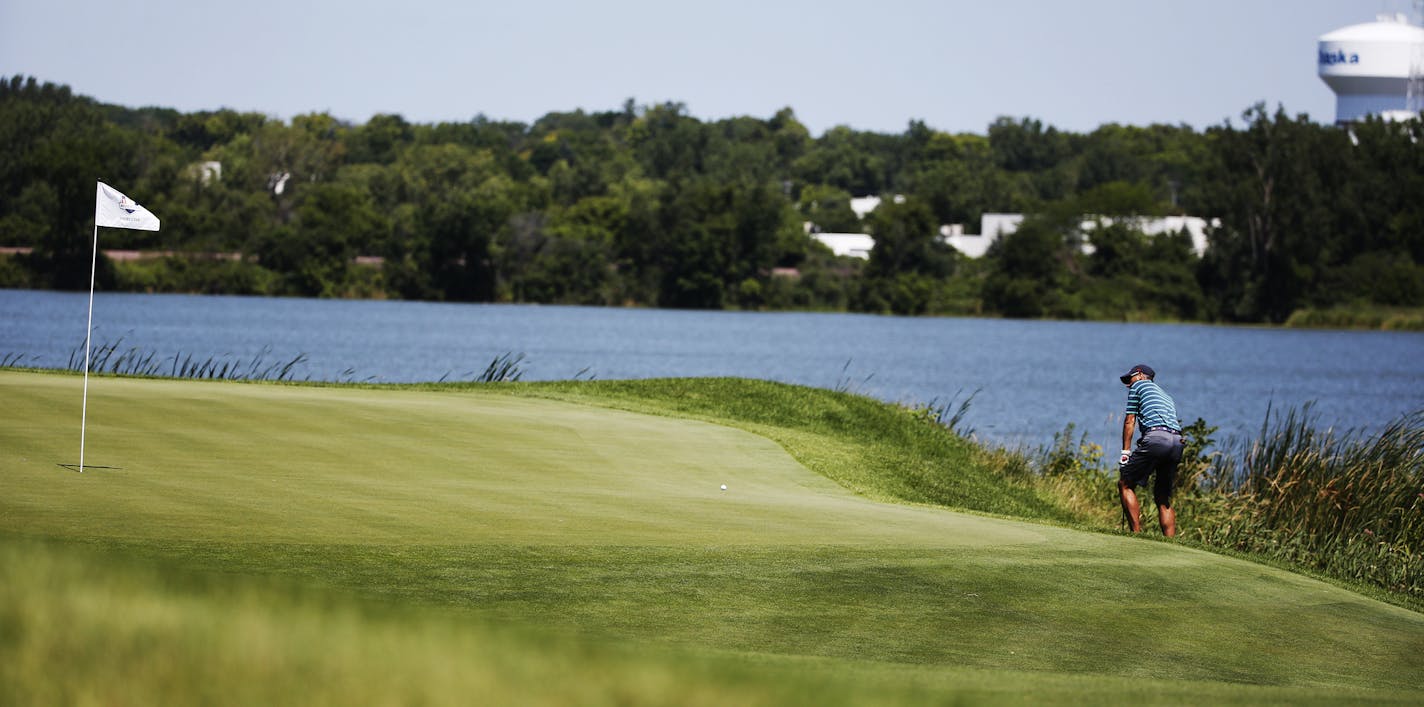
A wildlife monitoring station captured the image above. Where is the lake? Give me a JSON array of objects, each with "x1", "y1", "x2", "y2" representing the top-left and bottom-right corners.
[{"x1": 3, "y1": 289, "x2": 1422, "y2": 450}]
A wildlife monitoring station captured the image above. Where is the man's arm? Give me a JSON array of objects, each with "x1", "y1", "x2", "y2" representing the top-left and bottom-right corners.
[{"x1": 1121, "y1": 413, "x2": 1137, "y2": 455}]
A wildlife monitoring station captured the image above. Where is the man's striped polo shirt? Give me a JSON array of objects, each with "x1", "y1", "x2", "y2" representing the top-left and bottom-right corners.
[{"x1": 1126, "y1": 379, "x2": 1179, "y2": 431}]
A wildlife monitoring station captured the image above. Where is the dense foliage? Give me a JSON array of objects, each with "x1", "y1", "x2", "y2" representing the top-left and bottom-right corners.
[{"x1": 3, "y1": 75, "x2": 1422, "y2": 323}]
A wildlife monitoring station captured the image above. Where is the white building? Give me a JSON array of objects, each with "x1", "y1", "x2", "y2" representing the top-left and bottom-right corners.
[
  {"x1": 806, "y1": 195, "x2": 901, "y2": 259},
  {"x1": 944, "y1": 213, "x2": 1212, "y2": 258},
  {"x1": 939, "y1": 222, "x2": 996, "y2": 258},
  {"x1": 1131, "y1": 216, "x2": 1212, "y2": 256},
  {"x1": 849, "y1": 196, "x2": 882, "y2": 220},
  {"x1": 955, "y1": 213, "x2": 1029, "y2": 258},
  {"x1": 810, "y1": 209, "x2": 1211, "y2": 261},
  {"x1": 1318, "y1": 14, "x2": 1424, "y2": 123},
  {"x1": 848, "y1": 194, "x2": 904, "y2": 220},
  {"x1": 812, "y1": 232, "x2": 875, "y2": 259}
]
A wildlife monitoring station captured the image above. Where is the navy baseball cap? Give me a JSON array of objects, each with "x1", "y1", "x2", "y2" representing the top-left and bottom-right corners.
[{"x1": 1119, "y1": 364, "x2": 1155, "y2": 384}]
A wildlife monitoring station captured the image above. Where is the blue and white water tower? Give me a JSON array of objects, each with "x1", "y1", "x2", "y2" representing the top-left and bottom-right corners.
[{"x1": 1318, "y1": 13, "x2": 1424, "y2": 123}]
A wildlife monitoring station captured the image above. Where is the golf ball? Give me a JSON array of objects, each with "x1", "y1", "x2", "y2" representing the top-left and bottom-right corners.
[{"x1": 720, "y1": 484, "x2": 727, "y2": 490}]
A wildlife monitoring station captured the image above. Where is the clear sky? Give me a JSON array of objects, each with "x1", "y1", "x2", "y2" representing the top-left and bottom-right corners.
[{"x1": 1, "y1": 0, "x2": 1415, "y2": 136}]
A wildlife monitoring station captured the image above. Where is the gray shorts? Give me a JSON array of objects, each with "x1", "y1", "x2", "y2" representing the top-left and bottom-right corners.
[{"x1": 1120, "y1": 428, "x2": 1184, "y2": 505}]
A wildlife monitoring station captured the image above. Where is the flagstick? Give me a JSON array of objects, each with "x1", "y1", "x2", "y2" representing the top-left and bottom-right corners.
[
  {"x1": 81, "y1": 181, "x2": 158, "y2": 473},
  {"x1": 79, "y1": 215, "x2": 100, "y2": 474}
]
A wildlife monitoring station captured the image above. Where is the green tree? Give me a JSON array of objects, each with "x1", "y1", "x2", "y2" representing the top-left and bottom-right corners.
[
  {"x1": 1198, "y1": 106, "x2": 1348, "y2": 322},
  {"x1": 255, "y1": 181, "x2": 386, "y2": 296},
  {"x1": 347, "y1": 113, "x2": 412, "y2": 164},
  {"x1": 857, "y1": 197, "x2": 955, "y2": 314},
  {"x1": 382, "y1": 144, "x2": 518, "y2": 301},
  {"x1": 168, "y1": 109, "x2": 270, "y2": 152},
  {"x1": 500, "y1": 196, "x2": 624, "y2": 304},
  {"x1": 0, "y1": 181, "x2": 58, "y2": 247},
  {"x1": 0, "y1": 76, "x2": 143, "y2": 288},
  {"x1": 981, "y1": 209, "x2": 1078, "y2": 318},
  {"x1": 798, "y1": 184, "x2": 861, "y2": 233},
  {"x1": 1082, "y1": 221, "x2": 1203, "y2": 320},
  {"x1": 627, "y1": 102, "x2": 708, "y2": 180},
  {"x1": 793, "y1": 125, "x2": 896, "y2": 195}
]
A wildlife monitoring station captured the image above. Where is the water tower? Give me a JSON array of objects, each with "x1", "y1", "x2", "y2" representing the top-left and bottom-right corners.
[{"x1": 1317, "y1": 12, "x2": 1424, "y2": 123}]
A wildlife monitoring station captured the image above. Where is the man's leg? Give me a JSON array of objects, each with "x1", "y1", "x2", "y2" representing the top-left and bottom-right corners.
[
  {"x1": 1118, "y1": 480, "x2": 1142, "y2": 532},
  {"x1": 1153, "y1": 437, "x2": 1181, "y2": 538},
  {"x1": 1157, "y1": 504, "x2": 1177, "y2": 537}
]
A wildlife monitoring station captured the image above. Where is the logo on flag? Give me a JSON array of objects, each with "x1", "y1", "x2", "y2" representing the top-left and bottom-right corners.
[{"x1": 95, "y1": 182, "x2": 160, "y2": 231}]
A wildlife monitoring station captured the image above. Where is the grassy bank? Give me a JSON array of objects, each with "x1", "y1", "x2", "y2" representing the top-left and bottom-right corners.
[
  {"x1": 1284, "y1": 305, "x2": 1424, "y2": 331},
  {"x1": 2, "y1": 370, "x2": 1422, "y2": 703},
  {"x1": 499, "y1": 377, "x2": 1076, "y2": 522}
]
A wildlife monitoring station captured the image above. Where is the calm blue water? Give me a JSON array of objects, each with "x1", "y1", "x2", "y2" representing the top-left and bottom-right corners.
[{"x1": 3, "y1": 289, "x2": 1422, "y2": 450}]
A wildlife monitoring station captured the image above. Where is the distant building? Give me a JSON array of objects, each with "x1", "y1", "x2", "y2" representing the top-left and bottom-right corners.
[
  {"x1": 939, "y1": 215, "x2": 1021, "y2": 258},
  {"x1": 808, "y1": 206, "x2": 1212, "y2": 261},
  {"x1": 849, "y1": 196, "x2": 882, "y2": 220},
  {"x1": 805, "y1": 195, "x2": 904, "y2": 259},
  {"x1": 1318, "y1": 13, "x2": 1424, "y2": 124},
  {"x1": 848, "y1": 194, "x2": 904, "y2": 220},
  {"x1": 950, "y1": 213, "x2": 1213, "y2": 258},
  {"x1": 812, "y1": 232, "x2": 875, "y2": 260},
  {"x1": 1117, "y1": 215, "x2": 1212, "y2": 257}
]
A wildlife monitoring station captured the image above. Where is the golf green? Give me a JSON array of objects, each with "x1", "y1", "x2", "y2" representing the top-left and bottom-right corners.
[
  {"x1": 4, "y1": 372, "x2": 1041, "y2": 547},
  {"x1": 2, "y1": 370, "x2": 1421, "y2": 703}
]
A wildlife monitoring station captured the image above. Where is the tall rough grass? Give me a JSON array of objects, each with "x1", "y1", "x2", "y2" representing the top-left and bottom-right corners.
[
  {"x1": 903, "y1": 388, "x2": 979, "y2": 437},
  {"x1": 436, "y1": 352, "x2": 528, "y2": 383},
  {"x1": 1022, "y1": 406, "x2": 1424, "y2": 601},
  {"x1": 475, "y1": 351, "x2": 526, "y2": 383},
  {"x1": 56, "y1": 337, "x2": 310, "y2": 381},
  {"x1": 1180, "y1": 405, "x2": 1424, "y2": 598},
  {"x1": 4, "y1": 339, "x2": 531, "y2": 384}
]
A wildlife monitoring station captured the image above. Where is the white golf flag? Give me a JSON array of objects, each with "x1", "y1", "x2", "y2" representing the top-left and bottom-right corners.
[
  {"x1": 95, "y1": 181, "x2": 160, "y2": 231},
  {"x1": 78, "y1": 181, "x2": 161, "y2": 473}
]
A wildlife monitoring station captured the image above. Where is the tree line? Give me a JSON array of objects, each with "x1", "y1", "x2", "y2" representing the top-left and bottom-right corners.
[{"x1": 2, "y1": 74, "x2": 1421, "y2": 323}]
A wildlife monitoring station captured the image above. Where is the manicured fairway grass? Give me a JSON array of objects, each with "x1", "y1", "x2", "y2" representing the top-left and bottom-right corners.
[{"x1": 2, "y1": 370, "x2": 1422, "y2": 704}]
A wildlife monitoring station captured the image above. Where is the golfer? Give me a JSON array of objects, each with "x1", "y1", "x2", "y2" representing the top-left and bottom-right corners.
[{"x1": 1117, "y1": 364, "x2": 1183, "y2": 537}]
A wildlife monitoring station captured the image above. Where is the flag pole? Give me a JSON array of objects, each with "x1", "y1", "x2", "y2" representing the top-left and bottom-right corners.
[
  {"x1": 81, "y1": 181, "x2": 158, "y2": 473},
  {"x1": 79, "y1": 181, "x2": 101, "y2": 474}
]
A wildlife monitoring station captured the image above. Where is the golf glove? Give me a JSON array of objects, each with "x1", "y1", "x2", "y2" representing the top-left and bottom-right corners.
[{"x1": 1119, "y1": 449, "x2": 1132, "y2": 466}]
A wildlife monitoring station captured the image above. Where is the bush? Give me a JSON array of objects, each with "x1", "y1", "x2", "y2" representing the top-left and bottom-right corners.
[
  {"x1": 0, "y1": 253, "x2": 36, "y2": 288},
  {"x1": 1284, "y1": 305, "x2": 1424, "y2": 331},
  {"x1": 111, "y1": 256, "x2": 280, "y2": 295}
]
